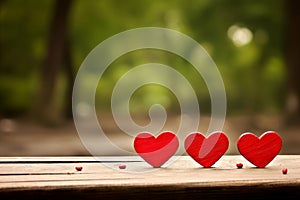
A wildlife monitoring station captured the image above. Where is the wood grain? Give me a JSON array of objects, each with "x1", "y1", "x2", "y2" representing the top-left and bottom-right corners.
[{"x1": 0, "y1": 156, "x2": 299, "y2": 199}]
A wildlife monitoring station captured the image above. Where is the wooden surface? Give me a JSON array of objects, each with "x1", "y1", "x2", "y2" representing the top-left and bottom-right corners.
[{"x1": 0, "y1": 155, "x2": 299, "y2": 199}]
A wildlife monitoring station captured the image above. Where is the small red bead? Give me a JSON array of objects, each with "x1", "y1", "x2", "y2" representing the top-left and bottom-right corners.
[
  {"x1": 282, "y1": 168, "x2": 288, "y2": 174},
  {"x1": 75, "y1": 166, "x2": 83, "y2": 171},
  {"x1": 119, "y1": 164, "x2": 126, "y2": 169},
  {"x1": 236, "y1": 163, "x2": 243, "y2": 169}
]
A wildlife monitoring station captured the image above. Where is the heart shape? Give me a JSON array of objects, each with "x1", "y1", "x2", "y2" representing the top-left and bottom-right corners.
[
  {"x1": 184, "y1": 131, "x2": 229, "y2": 168},
  {"x1": 134, "y1": 131, "x2": 179, "y2": 167},
  {"x1": 237, "y1": 131, "x2": 282, "y2": 168}
]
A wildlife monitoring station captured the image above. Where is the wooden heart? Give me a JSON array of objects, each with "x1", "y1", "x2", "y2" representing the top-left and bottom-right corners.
[
  {"x1": 237, "y1": 131, "x2": 282, "y2": 168},
  {"x1": 134, "y1": 131, "x2": 179, "y2": 167},
  {"x1": 184, "y1": 131, "x2": 229, "y2": 168}
]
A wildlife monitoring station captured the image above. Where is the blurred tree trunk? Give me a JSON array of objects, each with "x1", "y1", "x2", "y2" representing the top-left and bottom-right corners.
[
  {"x1": 35, "y1": 0, "x2": 73, "y2": 124},
  {"x1": 63, "y1": 39, "x2": 75, "y2": 119},
  {"x1": 285, "y1": 0, "x2": 300, "y2": 124}
]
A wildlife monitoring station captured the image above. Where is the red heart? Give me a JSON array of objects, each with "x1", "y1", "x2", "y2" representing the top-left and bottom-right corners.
[
  {"x1": 184, "y1": 131, "x2": 229, "y2": 168},
  {"x1": 237, "y1": 131, "x2": 282, "y2": 168},
  {"x1": 134, "y1": 131, "x2": 179, "y2": 167}
]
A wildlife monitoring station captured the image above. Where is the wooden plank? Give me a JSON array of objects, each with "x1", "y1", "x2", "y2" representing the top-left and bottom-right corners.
[
  {"x1": 0, "y1": 156, "x2": 144, "y2": 163},
  {"x1": 0, "y1": 155, "x2": 299, "y2": 199}
]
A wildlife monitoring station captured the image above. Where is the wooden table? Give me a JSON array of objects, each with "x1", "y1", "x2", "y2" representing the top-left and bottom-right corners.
[{"x1": 0, "y1": 156, "x2": 299, "y2": 199}]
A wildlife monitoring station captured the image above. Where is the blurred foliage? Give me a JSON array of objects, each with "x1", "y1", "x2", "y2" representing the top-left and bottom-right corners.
[{"x1": 0, "y1": 0, "x2": 287, "y2": 117}]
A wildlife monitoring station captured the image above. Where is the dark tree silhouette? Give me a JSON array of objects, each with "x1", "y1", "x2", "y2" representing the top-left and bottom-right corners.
[
  {"x1": 35, "y1": 0, "x2": 73, "y2": 123},
  {"x1": 285, "y1": 0, "x2": 300, "y2": 123},
  {"x1": 63, "y1": 38, "x2": 75, "y2": 119}
]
